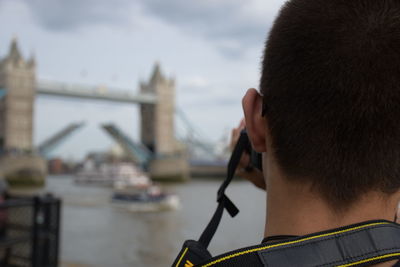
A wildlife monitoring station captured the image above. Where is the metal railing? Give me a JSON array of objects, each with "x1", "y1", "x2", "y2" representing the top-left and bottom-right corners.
[{"x1": 0, "y1": 194, "x2": 61, "y2": 267}]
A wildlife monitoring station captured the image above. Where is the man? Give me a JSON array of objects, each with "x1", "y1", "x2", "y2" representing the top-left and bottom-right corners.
[
  {"x1": 239, "y1": 0, "x2": 400, "y2": 266},
  {"x1": 173, "y1": 0, "x2": 400, "y2": 266}
]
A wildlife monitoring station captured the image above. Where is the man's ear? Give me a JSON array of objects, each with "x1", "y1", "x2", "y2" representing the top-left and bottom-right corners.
[{"x1": 242, "y1": 88, "x2": 267, "y2": 153}]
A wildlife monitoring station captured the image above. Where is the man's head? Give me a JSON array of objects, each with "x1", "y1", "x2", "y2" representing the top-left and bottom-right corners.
[{"x1": 243, "y1": 0, "x2": 400, "y2": 209}]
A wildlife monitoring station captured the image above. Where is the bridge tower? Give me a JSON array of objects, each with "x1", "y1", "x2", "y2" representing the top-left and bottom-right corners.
[
  {"x1": 0, "y1": 39, "x2": 46, "y2": 185},
  {"x1": 0, "y1": 38, "x2": 35, "y2": 151},
  {"x1": 140, "y1": 63, "x2": 189, "y2": 180}
]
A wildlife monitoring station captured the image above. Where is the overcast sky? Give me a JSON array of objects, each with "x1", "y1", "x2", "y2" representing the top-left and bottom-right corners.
[{"x1": 0, "y1": 0, "x2": 286, "y2": 160}]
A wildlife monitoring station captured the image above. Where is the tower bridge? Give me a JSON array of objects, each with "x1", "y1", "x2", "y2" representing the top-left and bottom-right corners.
[{"x1": 0, "y1": 38, "x2": 217, "y2": 182}]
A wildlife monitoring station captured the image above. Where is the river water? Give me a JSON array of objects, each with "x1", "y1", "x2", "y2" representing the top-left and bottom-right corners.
[{"x1": 45, "y1": 176, "x2": 265, "y2": 267}]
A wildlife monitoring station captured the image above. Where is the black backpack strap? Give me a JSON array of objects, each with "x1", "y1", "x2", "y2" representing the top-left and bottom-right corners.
[{"x1": 198, "y1": 220, "x2": 400, "y2": 267}]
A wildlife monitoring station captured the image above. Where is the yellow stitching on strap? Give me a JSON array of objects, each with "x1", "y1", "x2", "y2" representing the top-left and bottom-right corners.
[
  {"x1": 176, "y1": 247, "x2": 189, "y2": 267},
  {"x1": 338, "y1": 252, "x2": 400, "y2": 267},
  {"x1": 201, "y1": 222, "x2": 389, "y2": 267}
]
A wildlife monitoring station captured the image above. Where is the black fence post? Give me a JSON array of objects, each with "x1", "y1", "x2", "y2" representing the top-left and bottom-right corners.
[
  {"x1": 31, "y1": 196, "x2": 40, "y2": 267},
  {"x1": 0, "y1": 194, "x2": 61, "y2": 267},
  {"x1": 54, "y1": 198, "x2": 61, "y2": 267}
]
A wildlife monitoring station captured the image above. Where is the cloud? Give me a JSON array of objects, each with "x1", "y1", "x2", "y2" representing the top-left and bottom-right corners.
[
  {"x1": 20, "y1": 0, "x2": 285, "y2": 58},
  {"x1": 21, "y1": 0, "x2": 137, "y2": 31},
  {"x1": 139, "y1": 0, "x2": 265, "y2": 41},
  {"x1": 138, "y1": 0, "x2": 285, "y2": 58},
  {"x1": 181, "y1": 75, "x2": 209, "y2": 90}
]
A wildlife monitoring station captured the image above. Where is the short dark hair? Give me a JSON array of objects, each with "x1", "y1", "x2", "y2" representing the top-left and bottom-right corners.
[{"x1": 261, "y1": 0, "x2": 400, "y2": 208}]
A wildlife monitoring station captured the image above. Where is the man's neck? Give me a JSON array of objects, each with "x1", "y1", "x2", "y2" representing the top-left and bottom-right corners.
[
  {"x1": 260, "y1": 141, "x2": 400, "y2": 266},
  {"x1": 264, "y1": 176, "x2": 398, "y2": 238},
  {"x1": 264, "y1": 173, "x2": 400, "y2": 267},
  {"x1": 262, "y1": 153, "x2": 400, "y2": 237}
]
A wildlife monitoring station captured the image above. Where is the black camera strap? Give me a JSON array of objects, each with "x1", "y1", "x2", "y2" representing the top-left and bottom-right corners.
[
  {"x1": 172, "y1": 130, "x2": 252, "y2": 267},
  {"x1": 198, "y1": 130, "x2": 250, "y2": 248}
]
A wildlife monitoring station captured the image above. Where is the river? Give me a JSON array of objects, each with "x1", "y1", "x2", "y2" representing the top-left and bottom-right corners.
[{"x1": 44, "y1": 176, "x2": 265, "y2": 267}]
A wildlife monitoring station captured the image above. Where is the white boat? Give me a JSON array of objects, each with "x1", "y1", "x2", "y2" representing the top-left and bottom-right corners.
[
  {"x1": 75, "y1": 161, "x2": 180, "y2": 211},
  {"x1": 74, "y1": 160, "x2": 114, "y2": 186},
  {"x1": 112, "y1": 163, "x2": 151, "y2": 190},
  {"x1": 112, "y1": 190, "x2": 180, "y2": 212},
  {"x1": 75, "y1": 161, "x2": 151, "y2": 187},
  {"x1": 110, "y1": 164, "x2": 180, "y2": 212}
]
